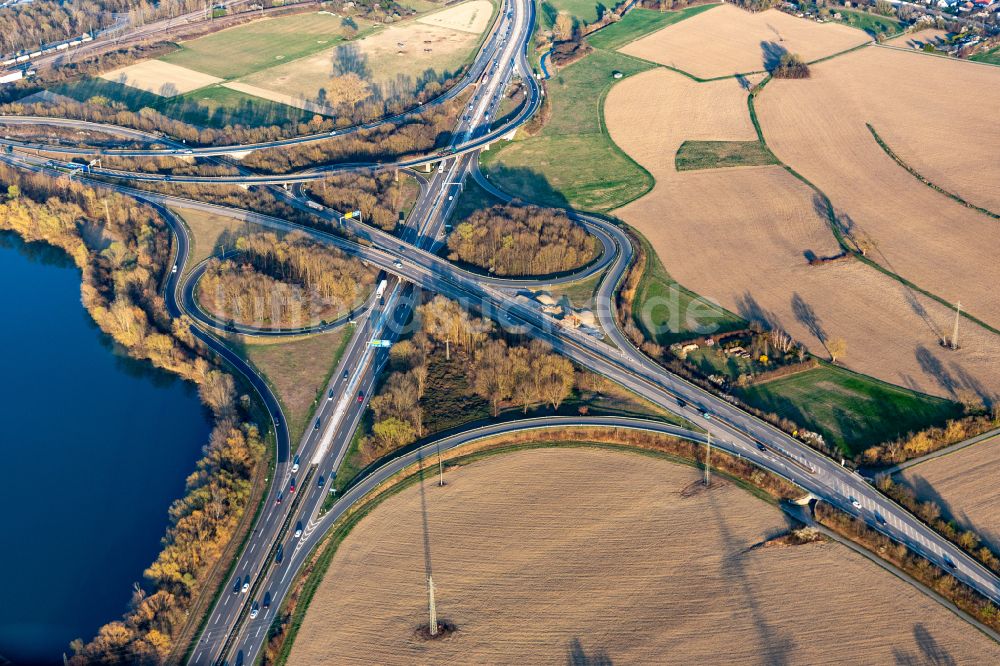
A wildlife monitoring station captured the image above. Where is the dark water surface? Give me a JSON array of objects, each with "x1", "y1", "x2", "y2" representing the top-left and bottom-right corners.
[{"x1": 0, "y1": 231, "x2": 212, "y2": 664}]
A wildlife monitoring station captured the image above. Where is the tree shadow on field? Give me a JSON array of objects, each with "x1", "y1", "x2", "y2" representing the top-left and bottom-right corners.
[
  {"x1": 567, "y1": 638, "x2": 612, "y2": 666},
  {"x1": 705, "y1": 480, "x2": 798, "y2": 665},
  {"x1": 760, "y1": 41, "x2": 789, "y2": 72},
  {"x1": 734, "y1": 290, "x2": 780, "y2": 330},
  {"x1": 478, "y1": 164, "x2": 572, "y2": 212},
  {"x1": 331, "y1": 43, "x2": 371, "y2": 80},
  {"x1": 915, "y1": 345, "x2": 957, "y2": 399},
  {"x1": 791, "y1": 292, "x2": 826, "y2": 348},
  {"x1": 892, "y1": 624, "x2": 956, "y2": 666}
]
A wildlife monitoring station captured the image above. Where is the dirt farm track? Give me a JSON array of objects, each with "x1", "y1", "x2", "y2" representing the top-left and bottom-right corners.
[{"x1": 286, "y1": 448, "x2": 1000, "y2": 664}]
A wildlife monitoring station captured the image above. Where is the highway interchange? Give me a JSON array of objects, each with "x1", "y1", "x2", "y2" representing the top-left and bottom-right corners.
[{"x1": 4, "y1": 0, "x2": 1000, "y2": 662}]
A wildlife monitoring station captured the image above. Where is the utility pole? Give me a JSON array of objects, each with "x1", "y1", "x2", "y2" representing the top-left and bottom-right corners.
[
  {"x1": 951, "y1": 301, "x2": 961, "y2": 350},
  {"x1": 436, "y1": 443, "x2": 444, "y2": 487},
  {"x1": 427, "y1": 575, "x2": 438, "y2": 636},
  {"x1": 703, "y1": 431, "x2": 712, "y2": 487}
]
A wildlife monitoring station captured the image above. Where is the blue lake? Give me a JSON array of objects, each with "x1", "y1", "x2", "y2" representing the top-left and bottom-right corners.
[{"x1": 0, "y1": 231, "x2": 212, "y2": 664}]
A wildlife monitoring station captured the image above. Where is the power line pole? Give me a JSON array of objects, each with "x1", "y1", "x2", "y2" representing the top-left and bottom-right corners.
[
  {"x1": 951, "y1": 301, "x2": 961, "y2": 350},
  {"x1": 427, "y1": 575, "x2": 438, "y2": 636},
  {"x1": 436, "y1": 443, "x2": 444, "y2": 487},
  {"x1": 703, "y1": 431, "x2": 712, "y2": 487}
]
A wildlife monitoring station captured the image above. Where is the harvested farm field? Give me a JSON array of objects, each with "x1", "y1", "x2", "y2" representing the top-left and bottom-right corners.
[
  {"x1": 900, "y1": 435, "x2": 1000, "y2": 550},
  {"x1": 604, "y1": 67, "x2": 1000, "y2": 400},
  {"x1": 619, "y1": 4, "x2": 869, "y2": 79},
  {"x1": 416, "y1": 0, "x2": 493, "y2": 33},
  {"x1": 286, "y1": 447, "x2": 1000, "y2": 664},
  {"x1": 756, "y1": 46, "x2": 1000, "y2": 329},
  {"x1": 236, "y1": 20, "x2": 480, "y2": 113},
  {"x1": 99, "y1": 60, "x2": 222, "y2": 97}
]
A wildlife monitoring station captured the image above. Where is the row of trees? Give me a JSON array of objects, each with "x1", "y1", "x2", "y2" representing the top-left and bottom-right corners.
[
  {"x1": 446, "y1": 204, "x2": 597, "y2": 276},
  {"x1": 860, "y1": 407, "x2": 999, "y2": 465},
  {"x1": 242, "y1": 99, "x2": 462, "y2": 173},
  {"x1": 0, "y1": 164, "x2": 267, "y2": 664},
  {"x1": 198, "y1": 231, "x2": 375, "y2": 328},
  {"x1": 875, "y1": 475, "x2": 1000, "y2": 578},
  {"x1": 361, "y1": 296, "x2": 576, "y2": 463},
  {"x1": 0, "y1": 0, "x2": 113, "y2": 56},
  {"x1": 310, "y1": 171, "x2": 413, "y2": 231}
]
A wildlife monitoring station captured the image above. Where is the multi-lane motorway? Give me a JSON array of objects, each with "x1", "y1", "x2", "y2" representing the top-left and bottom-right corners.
[{"x1": 4, "y1": 0, "x2": 1000, "y2": 662}]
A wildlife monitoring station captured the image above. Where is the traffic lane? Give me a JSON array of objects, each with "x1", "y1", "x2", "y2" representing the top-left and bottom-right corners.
[{"x1": 0, "y1": 0, "x2": 517, "y2": 158}]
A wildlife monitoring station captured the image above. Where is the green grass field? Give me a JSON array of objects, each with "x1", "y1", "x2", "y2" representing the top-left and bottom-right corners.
[
  {"x1": 674, "y1": 140, "x2": 777, "y2": 171},
  {"x1": 539, "y1": 0, "x2": 604, "y2": 28},
  {"x1": 971, "y1": 46, "x2": 1000, "y2": 65},
  {"x1": 481, "y1": 48, "x2": 654, "y2": 211},
  {"x1": 55, "y1": 78, "x2": 312, "y2": 128},
  {"x1": 587, "y1": 5, "x2": 718, "y2": 51},
  {"x1": 738, "y1": 365, "x2": 963, "y2": 457},
  {"x1": 631, "y1": 233, "x2": 744, "y2": 345},
  {"x1": 160, "y1": 12, "x2": 365, "y2": 79},
  {"x1": 243, "y1": 328, "x2": 353, "y2": 448},
  {"x1": 835, "y1": 8, "x2": 901, "y2": 38}
]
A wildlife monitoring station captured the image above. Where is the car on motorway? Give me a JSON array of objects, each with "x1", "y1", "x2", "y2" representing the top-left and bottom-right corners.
[
  {"x1": 394, "y1": 260, "x2": 403, "y2": 268},
  {"x1": 232, "y1": 580, "x2": 240, "y2": 594},
  {"x1": 263, "y1": 592, "x2": 271, "y2": 609},
  {"x1": 676, "y1": 398, "x2": 686, "y2": 408},
  {"x1": 249, "y1": 604, "x2": 259, "y2": 619},
  {"x1": 171, "y1": 264, "x2": 177, "y2": 273},
  {"x1": 328, "y1": 388, "x2": 334, "y2": 400},
  {"x1": 756, "y1": 443, "x2": 767, "y2": 452},
  {"x1": 241, "y1": 578, "x2": 250, "y2": 594},
  {"x1": 875, "y1": 511, "x2": 887, "y2": 525},
  {"x1": 314, "y1": 417, "x2": 321, "y2": 431},
  {"x1": 943, "y1": 554, "x2": 957, "y2": 569},
  {"x1": 317, "y1": 474, "x2": 325, "y2": 489},
  {"x1": 357, "y1": 391, "x2": 364, "y2": 403},
  {"x1": 275, "y1": 491, "x2": 283, "y2": 505},
  {"x1": 294, "y1": 522, "x2": 303, "y2": 539},
  {"x1": 289, "y1": 478, "x2": 296, "y2": 494},
  {"x1": 700, "y1": 410, "x2": 712, "y2": 420},
  {"x1": 850, "y1": 497, "x2": 862, "y2": 510},
  {"x1": 291, "y1": 455, "x2": 299, "y2": 474},
  {"x1": 343, "y1": 369, "x2": 349, "y2": 380},
  {"x1": 275, "y1": 545, "x2": 283, "y2": 563}
]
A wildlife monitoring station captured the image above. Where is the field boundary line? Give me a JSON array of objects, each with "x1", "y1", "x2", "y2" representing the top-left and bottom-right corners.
[
  {"x1": 866, "y1": 123, "x2": 998, "y2": 221},
  {"x1": 747, "y1": 78, "x2": 1000, "y2": 341}
]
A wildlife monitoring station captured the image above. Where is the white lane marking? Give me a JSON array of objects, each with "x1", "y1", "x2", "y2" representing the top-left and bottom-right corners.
[
  {"x1": 249, "y1": 540, "x2": 256, "y2": 554},
  {"x1": 196, "y1": 651, "x2": 203, "y2": 661},
  {"x1": 256, "y1": 626, "x2": 262, "y2": 638},
  {"x1": 242, "y1": 558, "x2": 249, "y2": 570},
  {"x1": 213, "y1": 612, "x2": 220, "y2": 625}
]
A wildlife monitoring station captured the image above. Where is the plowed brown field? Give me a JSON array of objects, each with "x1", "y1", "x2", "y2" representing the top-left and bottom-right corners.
[
  {"x1": 620, "y1": 4, "x2": 869, "y2": 79},
  {"x1": 287, "y1": 447, "x2": 1000, "y2": 664},
  {"x1": 605, "y1": 67, "x2": 1000, "y2": 399},
  {"x1": 756, "y1": 46, "x2": 1000, "y2": 329}
]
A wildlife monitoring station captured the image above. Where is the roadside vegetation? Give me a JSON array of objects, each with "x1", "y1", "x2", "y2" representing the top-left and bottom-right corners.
[
  {"x1": 0, "y1": 164, "x2": 268, "y2": 664},
  {"x1": 307, "y1": 171, "x2": 421, "y2": 232},
  {"x1": 674, "y1": 139, "x2": 777, "y2": 170},
  {"x1": 196, "y1": 231, "x2": 376, "y2": 329},
  {"x1": 815, "y1": 501, "x2": 1000, "y2": 636},
  {"x1": 446, "y1": 203, "x2": 598, "y2": 276},
  {"x1": 334, "y1": 294, "x2": 677, "y2": 488},
  {"x1": 833, "y1": 7, "x2": 902, "y2": 38},
  {"x1": 241, "y1": 97, "x2": 465, "y2": 172}
]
